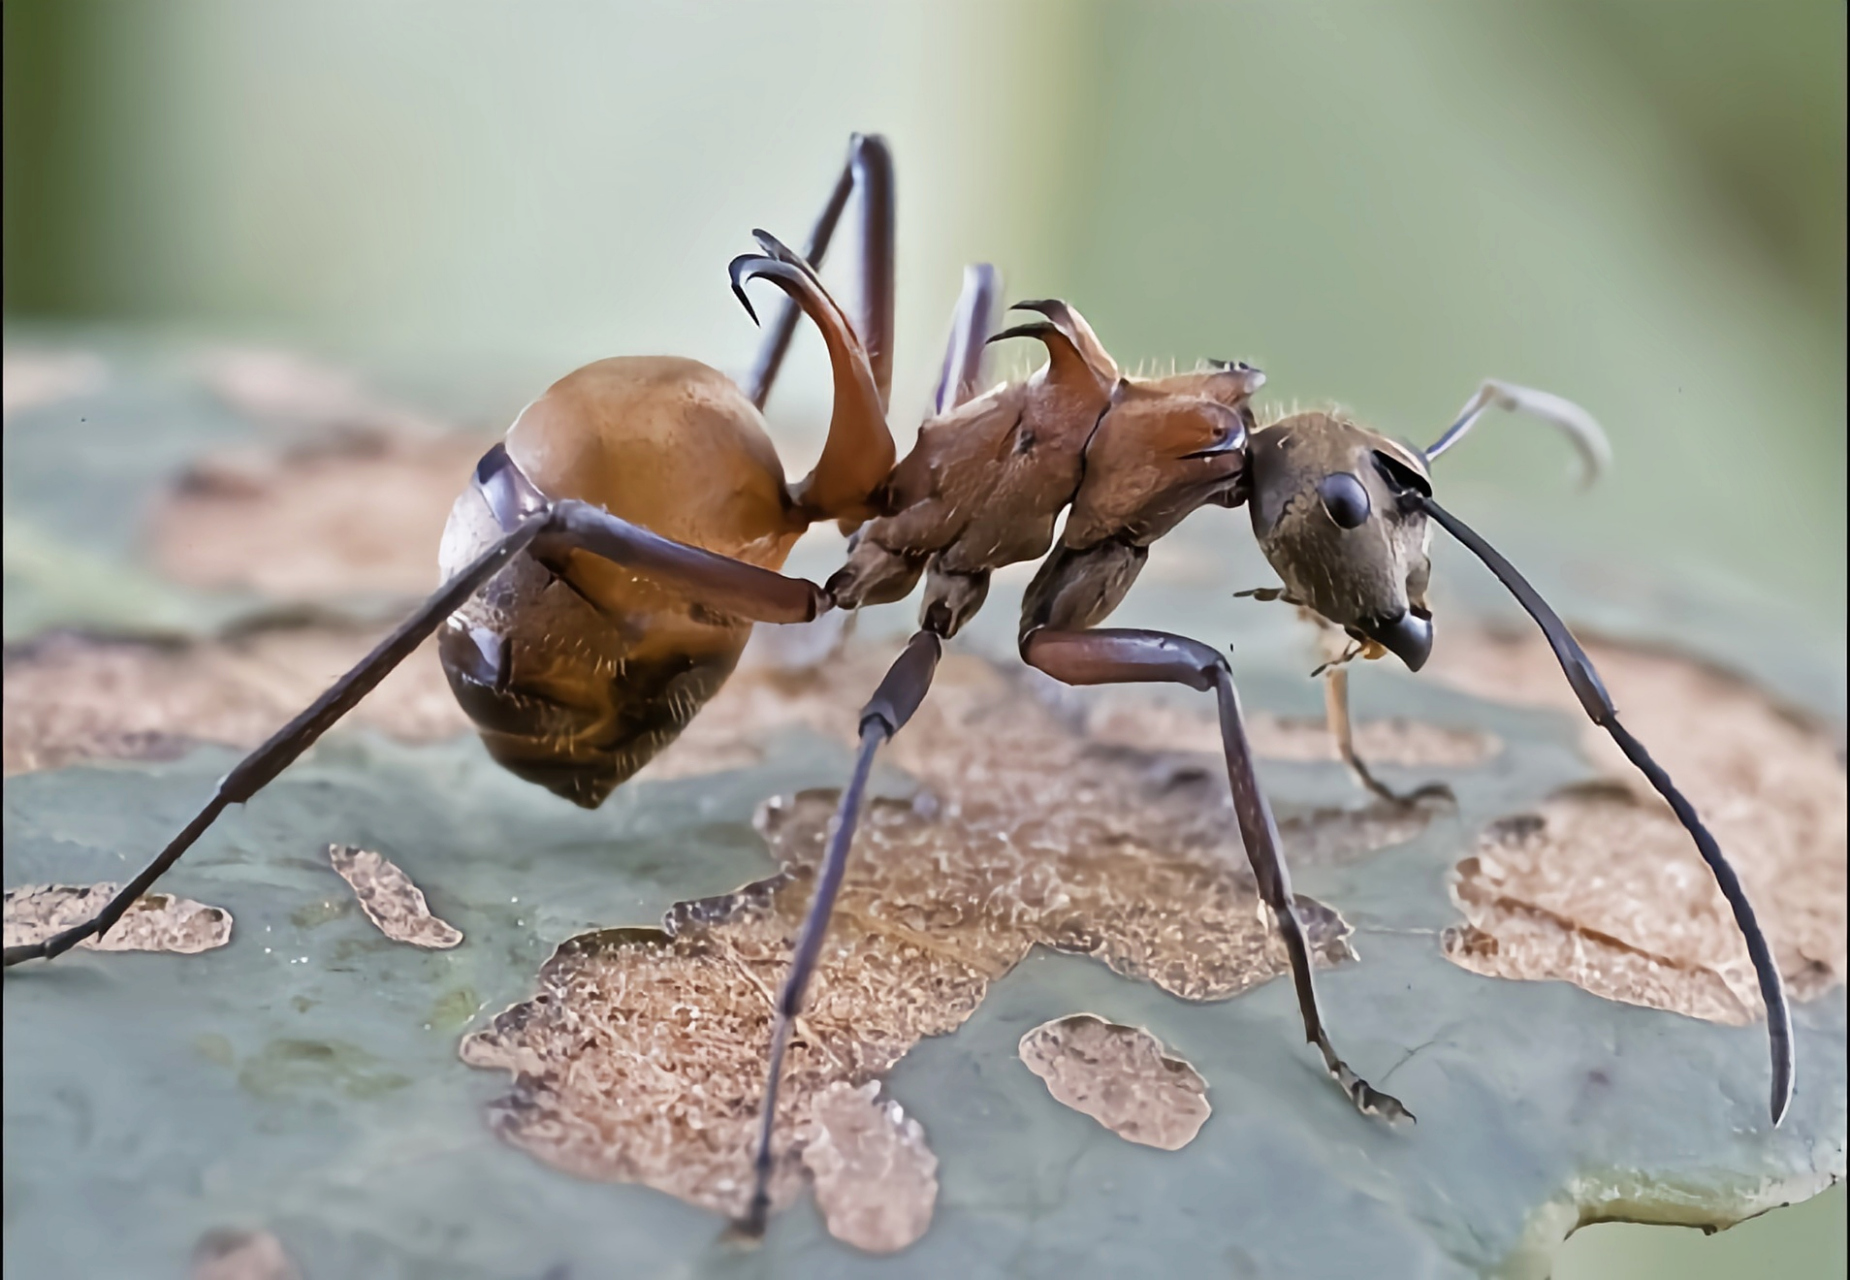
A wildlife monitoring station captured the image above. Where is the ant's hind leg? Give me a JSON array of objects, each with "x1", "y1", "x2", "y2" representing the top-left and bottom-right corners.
[
  {"x1": 932, "y1": 264, "x2": 1002, "y2": 415},
  {"x1": 1324, "y1": 666, "x2": 1452, "y2": 807},
  {"x1": 5, "y1": 503, "x2": 835, "y2": 969},
  {"x1": 734, "y1": 629, "x2": 943, "y2": 1239},
  {"x1": 3, "y1": 514, "x2": 554, "y2": 967},
  {"x1": 1022, "y1": 626, "x2": 1413, "y2": 1124},
  {"x1": 744, "y1": 133, "x2": 895, "y2": 410}
]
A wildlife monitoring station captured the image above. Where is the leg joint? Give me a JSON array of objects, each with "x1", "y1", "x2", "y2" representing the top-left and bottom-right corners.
[
  {"x1": 776, "y1": 981, "x2": 806, "y2": 1020},
  {"x1": 858, "y1": 631, "x2": 942, "y2": 734}
]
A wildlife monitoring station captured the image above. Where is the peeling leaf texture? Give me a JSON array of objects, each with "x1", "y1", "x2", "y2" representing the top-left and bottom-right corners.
[
  {"x1": 3, "y1": 883, "x2": 232, "y2": 954},
  {"x1": 462, "y1": 649, "x2": 1393, "y2": 1241},
  {"x1": 1019, "y1": 1014, "x2": 1211, "y2": 1150},
  {"x1": 190, "y1": 1228, "x2": 300, "y2": 1280},
  {"x1": 327, "y1": 844, "x2": 462, "y2": 949},
  {"x1": 1432, "y1": 630, "x2": 1846, "y2": 1017}
]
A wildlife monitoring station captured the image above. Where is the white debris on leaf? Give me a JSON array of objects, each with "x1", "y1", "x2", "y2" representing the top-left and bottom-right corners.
[
  {"x1": 799, "y1": 1080, "x2": 939, "y2": 1254},
  {"x1": 1019, "y1": 1014, "x2": 1212, "y2": 1150},
  {"x1": 191, "y1": 1227, "x2": 301, "y2": 1280},
  {"x1": 2, "y1": 883, "x2": 232, "y2": 954},
  {"x1": 326, "y1": 844, "x2": 462, "y2": 949}
]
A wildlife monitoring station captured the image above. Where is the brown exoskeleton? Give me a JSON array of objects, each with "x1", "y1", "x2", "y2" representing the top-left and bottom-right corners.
[{"x1": 3, "y1": 134, "x2": 1790, "y2": 1240}]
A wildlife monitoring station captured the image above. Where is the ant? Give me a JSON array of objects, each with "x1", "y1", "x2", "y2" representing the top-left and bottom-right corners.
[{"x1": 3, "y1": 134, "x2": 1790, "y2": 1240}]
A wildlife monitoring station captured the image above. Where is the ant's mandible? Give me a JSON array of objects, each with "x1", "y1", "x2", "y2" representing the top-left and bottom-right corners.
[{"x1": 2, "y1": 134, "x2": 1791, "y2": 1241}]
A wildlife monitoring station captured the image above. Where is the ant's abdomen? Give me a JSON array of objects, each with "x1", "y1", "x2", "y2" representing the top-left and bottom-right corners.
[
  {"x1": 435, "y1": 567, "x2": 746, "y2": 807},
  {"x1": 436, "y1": 356, "x2": 805, "y2": 807}
]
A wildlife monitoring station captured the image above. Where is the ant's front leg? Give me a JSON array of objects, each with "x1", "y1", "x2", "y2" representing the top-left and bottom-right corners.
[
  {"x1": 1323, "y1": 665, "x2": 1453, "y2": 808},
  {"x1": 1242, "y1": 591, "x2": 1449, "y2": 808},
  {"x1": 1021, "y1": 625, "x2": 1412, "y2": 1124},
  {"x1": 743, "y1": 133, "x2": 895, "y2": 411}
]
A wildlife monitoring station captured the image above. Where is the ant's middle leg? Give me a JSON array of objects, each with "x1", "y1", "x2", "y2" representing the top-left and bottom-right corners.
[
  {"x1": 1021, "y1": 625, "x2": 1413, "y2": 1124},
  {"x1": 932, "y1": 264, "x2": 1002, "y2": 415},
  {"x1": 734, "y1": 628, "x2": 943, "y2": 1239}
]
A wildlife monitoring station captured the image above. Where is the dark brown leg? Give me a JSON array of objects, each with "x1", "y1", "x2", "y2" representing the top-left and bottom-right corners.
[
  {"x1": 5, "y1": 513, "x2": 544, "y2": 966},
  {"x1": 1021, "y1": 626, "x2": 1413, "y2": 1123},
  {"x1": 743, "y1": 133, "x2": 895, "y2": 411},
  {"x1": 4, "y1": 501, "x2": 833, "y2": 968},
  {"x1": 931, "y1": 263, "x2": 1001, "y2": 415},
  {"x1": 734, "y1": 629, "x2": 942, "y2": 1239},
  {"x1": 1324, "y1": 666, "x2": 1451, "y2": 806},
  {"x1": 539, "y1": 499, "x2": 827, "y2": 623}
]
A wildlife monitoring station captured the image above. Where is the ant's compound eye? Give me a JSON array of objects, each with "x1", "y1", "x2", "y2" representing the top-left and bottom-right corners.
[{"x1": 1317, "y1": 472, "x2": 1371, "y2": 529}]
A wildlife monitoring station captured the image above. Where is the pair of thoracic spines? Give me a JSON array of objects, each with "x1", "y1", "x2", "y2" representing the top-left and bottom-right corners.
[
  {"x1": 827, "y1": 299, "x2": 1265, "y2": 640},
  {"x1": 730, "y1": 231, "x2": 893, "y2": 525}
]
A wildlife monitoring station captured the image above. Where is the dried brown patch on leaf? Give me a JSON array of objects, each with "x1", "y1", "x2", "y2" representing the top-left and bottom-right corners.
[
  {"x1": 150, "y1": 425, "x2": 492, "y2": 601},
  {"x1": 3, "y1": 628, "x2": 466, "y2": 777},
  {"x1": 327, "y1": 845, "x2": 462, "y2": 949},
  {"x1": 466, "y1": 646, "x2": 1411, "y2": 1236},
  {"x1": 1018, "y1": 1014, "x2": 1211, "y2": 1150},
  {"x1": 739, "y1": 648, "x2": 1375, "y2": 1003},
  {"x1": 459, "y1": 890, "x2": 963, "y2": 1233},
  {"x1": 4, "y1": 883, "x2": 231, "y2": 955},
  {"x1": 1446, "y1": 798, "x2": 1762, "y2": 1024},
  {"x1": 757, "y1": 783, "x2": 1356, "y2": 1002},
  {"x1": 1430, "y1": 628, "x2": 1846, "y2": 1015},
  {"x1": 191, "y1": 1228, "x2": 300, "y2": 1280},
  {"x1": 799, "y1": 1081, "x2": 939, "y2": 1253}
]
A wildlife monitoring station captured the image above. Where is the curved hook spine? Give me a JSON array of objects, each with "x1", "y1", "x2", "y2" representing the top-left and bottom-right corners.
[
  {"x1": 1009, "y1": 298, "x2": 1120, "y2": 383},
  {"x1": 728, "y1": 243, "x2": 894, "y2": 522}
]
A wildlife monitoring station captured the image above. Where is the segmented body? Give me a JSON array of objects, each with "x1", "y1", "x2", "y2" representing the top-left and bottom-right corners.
[
  {"x1": 438, "y1": 356, "x2": 804, "y2": 806},
  {"x1": 437, "y1": 313, "x2": 1264, "y2": 807}
]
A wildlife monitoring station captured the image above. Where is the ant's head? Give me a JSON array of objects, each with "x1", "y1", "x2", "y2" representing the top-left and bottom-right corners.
[{"x1": 1246, "y1": 412, "x2": 1436, "y2": 670}]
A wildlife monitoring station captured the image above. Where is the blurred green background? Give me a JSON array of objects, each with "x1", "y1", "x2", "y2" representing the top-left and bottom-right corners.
[{"x1": 4, "y1": 2, "x2": 1843, "y2": 1276}]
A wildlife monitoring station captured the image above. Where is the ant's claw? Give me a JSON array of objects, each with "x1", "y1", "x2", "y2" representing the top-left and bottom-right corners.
[
  {"x1": 1367, "y1": 779, "x2": 1456, "y2": 810},
  {"x1": 719, "y1": 1216, "x2": 768, "y2": 1249},
  {"x1": 1331, "y1": 1058, "x2": 1415, "y2": 1126},
  {"x1": 721, "y1": 1188, "x2": 773, "y2": 1248}
]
